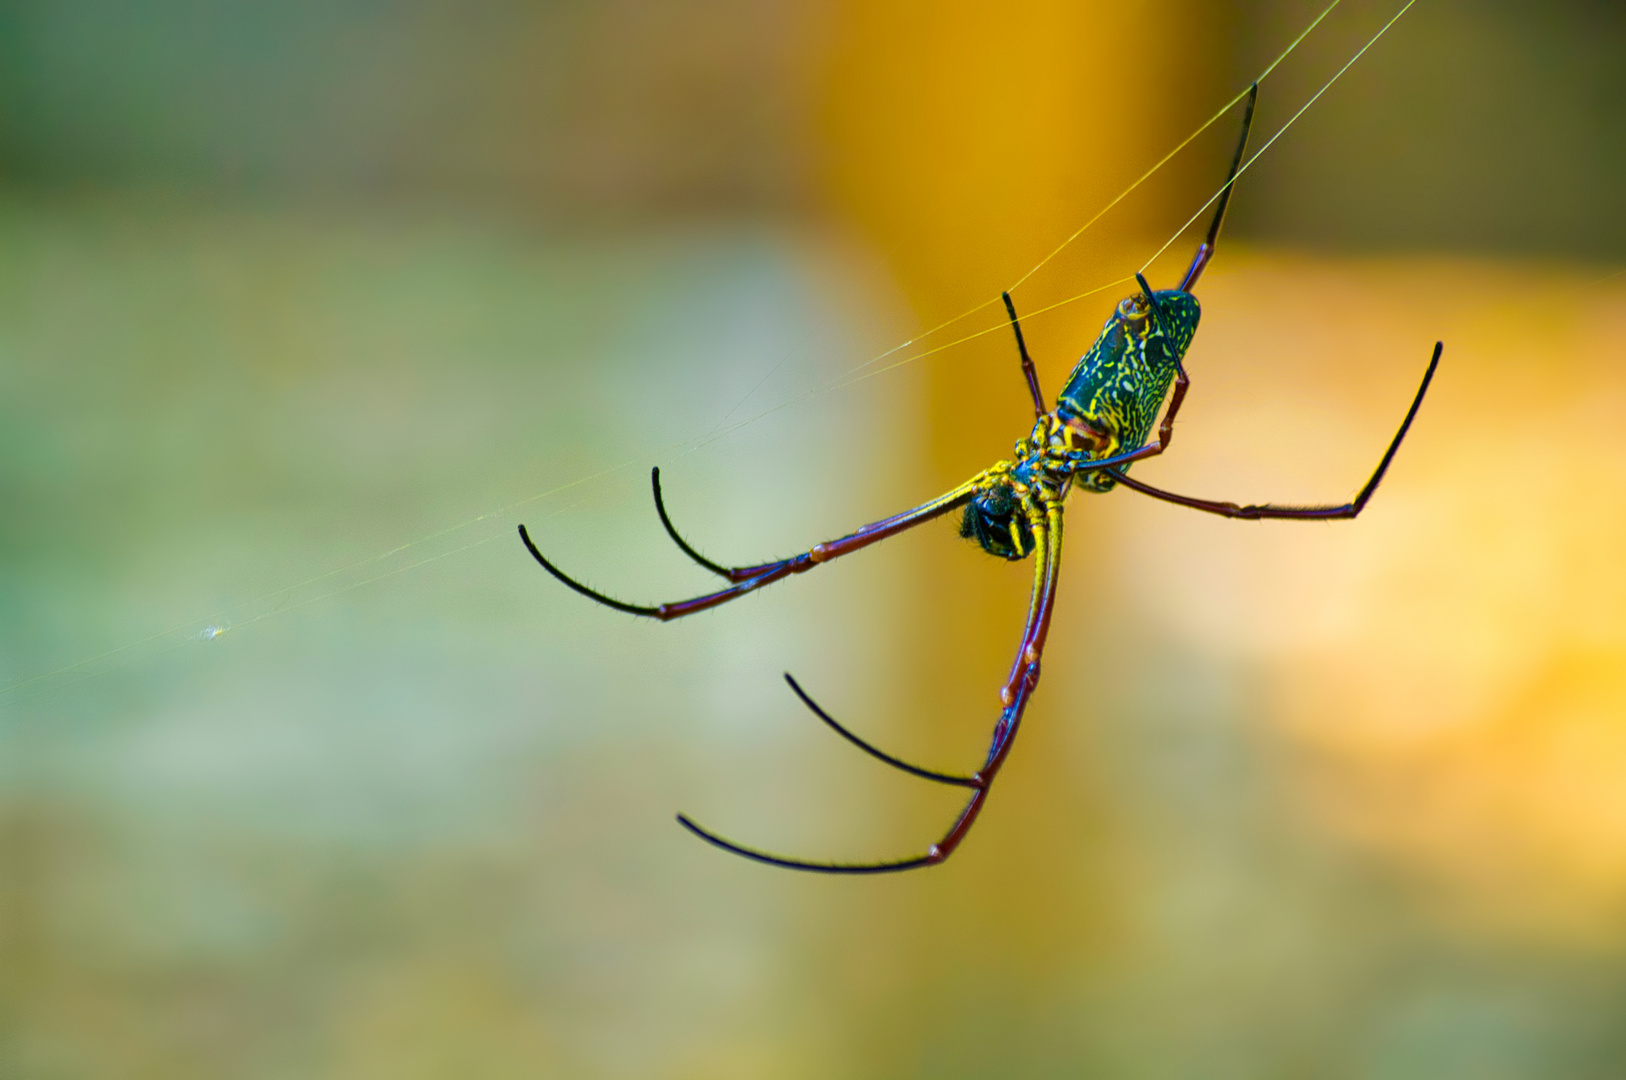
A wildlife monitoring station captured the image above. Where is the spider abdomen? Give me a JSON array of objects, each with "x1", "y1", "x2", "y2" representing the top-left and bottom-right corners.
[{"x1": 1057, "y1": 288, "x2": 1200, "y2": 493}]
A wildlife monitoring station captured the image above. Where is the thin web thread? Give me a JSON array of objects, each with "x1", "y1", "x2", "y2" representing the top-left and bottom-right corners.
[
  {"x1": 840, "y1": 0, "x2": 1421, "y2": 400},
  {"x1": 836, "y1": 0, "x2": 1344, "y2": 384},
  {"x1": 1006, "y1": 0, "x2": 1343, "y2": 295},
  {"x1": 0, "y1": 462, "x2": 638, "y2": 706},
  {"x1": 1138, "y1": 0, "x2": 1422, "y2": 275}
]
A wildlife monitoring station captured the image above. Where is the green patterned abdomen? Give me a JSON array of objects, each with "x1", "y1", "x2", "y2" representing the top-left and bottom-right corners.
[{"x1": 1055, "y1": 289, "x2": 1200, "y2": 492}]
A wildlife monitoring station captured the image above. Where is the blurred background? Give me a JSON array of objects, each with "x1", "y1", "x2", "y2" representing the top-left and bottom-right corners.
[{"x1": 2, "y1": 0, "x2": 1625, "y2": 1076}]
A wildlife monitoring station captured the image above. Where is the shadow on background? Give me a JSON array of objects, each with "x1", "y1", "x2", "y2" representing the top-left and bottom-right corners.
[{"x1": 1, "y1": 1, "x2": 1624, "y2": 1077}]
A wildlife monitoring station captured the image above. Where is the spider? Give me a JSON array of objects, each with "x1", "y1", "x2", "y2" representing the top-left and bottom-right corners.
[{"x1": 518, "y1": 84, "x2": 1442, "y2": 874}]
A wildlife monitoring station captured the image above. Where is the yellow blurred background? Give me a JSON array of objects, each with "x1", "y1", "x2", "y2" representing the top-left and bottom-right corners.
[{"x1": 2, "y1": 1, "x2": 1625, "y2": 1076}]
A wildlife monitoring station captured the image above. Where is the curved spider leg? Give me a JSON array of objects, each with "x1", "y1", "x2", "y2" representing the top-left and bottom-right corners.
[
  {"x1": 518, "y1": 475, "x2": 984, "y2": 623},
  {"x1": 518, "y1": 526, "x2": 661, "y2": 617},
  {"x1": 649, "y1": 467, "x2": 738, "y2": 581},
  {"x1": 651, "y1": 466, "x2": 828, "y2": 583},
  {"x1": 1001, "y1": 291, "x2": 1047, "y2": 419},
  {"x1": 1110, "y1": 341, "x2": 1441, "y2": 520},
  {"x1": 783, "y1": 673, "x2": 978, "y2": 787},
  {"x1": 677, "y1": 497, "x2": 1065, "y2": 873},
  {"x1": 675, "y1": 817, "x2": 939, "y2": 875}
]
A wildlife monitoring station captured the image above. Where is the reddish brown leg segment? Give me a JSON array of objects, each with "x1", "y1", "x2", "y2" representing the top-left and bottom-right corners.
[
  {"x1": 924, "y1": 498, "x2": 1064, "y2": 864},
  {"x1": 677, "y1": 497, "x2": 1066, "y2": 873},
  {"x1": 519, "y1": 476, "x2": 982, "y2": 622},
  {"x1": 1112, "y1": 342, "x2": 1441, "y2": 520},
  {"x1": 1065, "y1": 363, "x2": 1193, "y2": 478}
]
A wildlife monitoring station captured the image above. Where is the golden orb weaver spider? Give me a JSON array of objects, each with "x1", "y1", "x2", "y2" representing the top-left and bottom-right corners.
[{"x1": 518, "y1": 84, "x2": 1442, "y2": 874}]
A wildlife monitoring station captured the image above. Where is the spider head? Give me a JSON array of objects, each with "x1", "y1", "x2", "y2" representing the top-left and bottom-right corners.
[{"x1": 960, "y1": 481, "x2": 1036, "y2": 561}]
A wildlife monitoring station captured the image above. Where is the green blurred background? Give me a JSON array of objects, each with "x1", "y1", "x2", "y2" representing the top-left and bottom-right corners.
[{"x1": 3, "y1": 1, "x2": 1626, "y2": 1077}]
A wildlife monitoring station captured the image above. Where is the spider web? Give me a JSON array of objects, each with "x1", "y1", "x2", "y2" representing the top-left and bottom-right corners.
[{"x1": 0, "y1": 0, "x2": 1422, "y2": 713}]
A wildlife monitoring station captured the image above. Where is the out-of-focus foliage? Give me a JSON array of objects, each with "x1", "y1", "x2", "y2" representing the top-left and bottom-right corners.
[
  {"x1": 0, "y1": 0, "x2": 823, "y2": 217},
  {"x1": 1228, "y1": 0, "x2": 1626, "y2": 258}
]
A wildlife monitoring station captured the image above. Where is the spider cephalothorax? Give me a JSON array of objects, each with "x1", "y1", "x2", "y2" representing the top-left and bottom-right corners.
[
  {"x1": 961, "y1": 417, "x2": 1078, "y2": 560},
  {"x1": 517, "y1": 82, "x2": 1443, "y2": 875}
]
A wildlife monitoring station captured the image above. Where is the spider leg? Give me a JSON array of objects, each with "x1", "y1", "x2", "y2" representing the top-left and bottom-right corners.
[
  {"x1": 677, "y1": 497, "x2": 1065, "y2": 873},
  {"x1": 1136, "y1": 272, "x2": 1170, "y2": 329},
  {"x1": 1110, "y1": 341, "x2": 1441, "y2": 520},
  {"x1": 783, "y1": 673, "x2": 978, "y2": 787},
  {"x1": 1178, "y1": 82, "x2": 1256, "y2": 293},
  {"x1": 932, "y1": 497, "x2": 1064, "y2": 860},
  {"x1": 675, "y1": 817, "x2": 938, "y2": 875},
  {"x1": 1063, "y1": 87, "x2": 1259, "y2": 483},
  {"x1": 651, "y1": 467, "x2": 824, "y2": 583},
  {"x1": 649, "y1": 467, "x2": 738, "y2": 581},
  {"x1": 518, "y1": 527, "x2": 661, "y2": 617},
  {"x1": 1064, "y1": 362, "x2": 1195, "y2": 476},
  {"x1": 1001, "y1": 291, "x2": 1047, "y2": 419},
  {"x1": 519, "y1": 475, "x2": 983, "y2": 622}
]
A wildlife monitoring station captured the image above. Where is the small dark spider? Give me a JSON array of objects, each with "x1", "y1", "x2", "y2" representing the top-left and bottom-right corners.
[{"x1": 519, "y1": 85, "x2": 1441, "y2": 874}]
